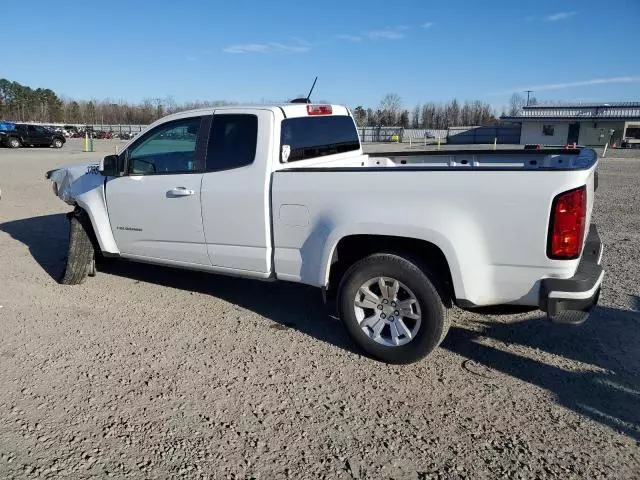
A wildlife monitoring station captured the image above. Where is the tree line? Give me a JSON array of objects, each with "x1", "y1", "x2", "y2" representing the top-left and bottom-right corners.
[
  {"x1": 0, "y1": 79, "x2": 63, "y2": 124},
  {"x1": 353, "y1": 94, "x2": 496, "y2": 129},
  {"x1": 0, "y1": 79, "x2": 237, "y2": 125},
  {"x1": 1, "y1": 79, "x2": 499, "y2": 128}
]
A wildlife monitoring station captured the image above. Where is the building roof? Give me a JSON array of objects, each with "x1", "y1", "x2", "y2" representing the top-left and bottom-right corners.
[{"x1": 501, "y1": 102, "x2": 640, "y2": 121}]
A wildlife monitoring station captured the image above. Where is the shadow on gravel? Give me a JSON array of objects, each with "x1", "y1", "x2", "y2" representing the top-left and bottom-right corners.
[
  {"x1": 101, "y1": 260, "x2": 359, "y2": 354},
  {"x1": 4, "y1": 214, "x2": 640, "y2": 440},
  {"x1": 443, "y1": 304, "x2": 640, "y2": 440},
  {"x1": 0, "y1": 213, "x2": 356, "y2": 353},
  {"x1": 0, "y1": 213, "x2": 67, "y2": 281}
]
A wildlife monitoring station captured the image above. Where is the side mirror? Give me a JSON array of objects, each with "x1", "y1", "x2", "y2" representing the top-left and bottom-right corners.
[{"x1": 100, "y1": 154, "x2": 124, "y2": 177}]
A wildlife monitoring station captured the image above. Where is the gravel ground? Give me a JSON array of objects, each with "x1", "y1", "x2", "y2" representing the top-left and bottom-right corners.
[{"x1": 0, "y1": 140, "x2": 638, "y2": 479}]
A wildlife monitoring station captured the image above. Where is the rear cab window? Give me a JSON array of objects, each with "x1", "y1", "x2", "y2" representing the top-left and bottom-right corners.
[{"x1": 280, "y1": 115, "x2": 360, "y2": 163}]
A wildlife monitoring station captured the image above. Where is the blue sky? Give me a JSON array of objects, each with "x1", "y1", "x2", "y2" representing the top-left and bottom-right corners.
[{"x1": 4, "y1": 0, "x2": 639, "y2": 112}]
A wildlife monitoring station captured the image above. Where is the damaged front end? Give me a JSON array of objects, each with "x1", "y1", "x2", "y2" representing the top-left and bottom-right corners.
[{"x1": 46, "y1": 163, "x2": 102, "y2": 205}]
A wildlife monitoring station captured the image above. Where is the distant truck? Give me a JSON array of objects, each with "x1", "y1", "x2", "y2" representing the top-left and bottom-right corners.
[
  {"x1": 621, "y1": 125, "x2": 640, "y2": 148},
  {"x1": 0, "y1": 123, "x2": 65, "y2": 148},
  {"x1": 621, "y1": 138, "x2": 640, "y2": 149},
  {"x1": 46, "y1": 103, "x2": 604, "y2": 363}
]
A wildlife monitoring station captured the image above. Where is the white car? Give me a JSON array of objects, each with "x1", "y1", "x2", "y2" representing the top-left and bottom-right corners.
[{"x1": 46, "y1": 103, "x2": 604, "y2": 363}]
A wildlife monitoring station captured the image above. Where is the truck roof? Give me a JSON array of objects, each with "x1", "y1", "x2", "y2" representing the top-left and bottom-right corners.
[{"x1": 161, "y1": 104, "x2": 351, "y2": 121}]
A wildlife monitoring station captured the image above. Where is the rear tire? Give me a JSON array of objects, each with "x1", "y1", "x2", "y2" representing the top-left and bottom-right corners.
[
  {"x1": 59, "y1": 211, "x2": 95, "y2": 285},
  {"x1": 53, "y1": 138, "x2": 63, "y2": 148},
  {"x1": 7, "y1": 137, "x2": 21, "y2": 148},
  {"x1": 338, "y1": 253, "x2": 450, "y2": 364}
]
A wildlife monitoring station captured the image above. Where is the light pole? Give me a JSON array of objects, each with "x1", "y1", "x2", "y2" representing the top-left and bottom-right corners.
[{"x1": 525, "y1": 90, "x2": 533, "y2": 106}]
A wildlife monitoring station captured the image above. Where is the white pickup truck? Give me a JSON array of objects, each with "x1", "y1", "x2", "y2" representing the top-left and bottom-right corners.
[{"x1": 47, "y1": 103, "x2": 604, "y2": 363}]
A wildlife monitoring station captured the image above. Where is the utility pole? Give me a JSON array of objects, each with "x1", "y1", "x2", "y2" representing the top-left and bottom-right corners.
[{"x1": 525, "y1": 90, "x2": 533, "y2": 106}]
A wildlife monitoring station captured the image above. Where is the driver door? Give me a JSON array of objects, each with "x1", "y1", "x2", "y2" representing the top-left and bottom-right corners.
[
  {"x1": 24, "y1": 125, "x2": 42, "y2": 145},
  {"x1": 105, "y1": 114, "x2": 213, "y2": 265},
  {"x1": 33, "y1": 125, "x2": 50, "y2": 145}
]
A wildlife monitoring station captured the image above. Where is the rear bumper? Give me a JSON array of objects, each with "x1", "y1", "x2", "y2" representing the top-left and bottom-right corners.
[{"x1": 539, "y1": 224, "x2": 604, "y2": 322}]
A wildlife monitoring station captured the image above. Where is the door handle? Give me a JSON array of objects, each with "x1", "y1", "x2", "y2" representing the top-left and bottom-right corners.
[{"x1": 168, "y1": 187, "x2": 195, "y2": 197}]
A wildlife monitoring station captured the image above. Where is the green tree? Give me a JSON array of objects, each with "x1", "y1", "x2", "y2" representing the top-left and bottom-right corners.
[
  {"x1": 353, "y1": 106, "x2": 367, "y2": 126},
  {"x1": 69, "y1": 101, "x2": 81, "y2": 123},
  {"x1": 399, "y1": 110, "x2": 409, "y2": 128},
  {"x1": 366, "y1": 108, "x2": 376, "y2": 127}
]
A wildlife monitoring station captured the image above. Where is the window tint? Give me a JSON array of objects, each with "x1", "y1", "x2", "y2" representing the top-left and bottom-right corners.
[
  {"x1": 128, "y1": 117, "x2": 202, "y2": 175},
  {"x1": 542, "y1": 124, "x2": 555, "y2": 136},
  {"x1": 625, "y1": 127, "x2": 640, "y2": 139},
  {"x1": 281, "y1": 116, "x2": 359, "y2": 163},
  {"x1": 206, "y1": 114, "x2": 258, "y2": 171}
]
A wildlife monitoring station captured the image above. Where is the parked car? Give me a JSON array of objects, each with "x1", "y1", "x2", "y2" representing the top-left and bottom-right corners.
[
  {"x1": 72, "y1": 128, "x2": 95, "y2": 138},
  {"x1": 63, "y1": 125, "x2": 79, "y2": 137},
  {"x1": 0, "y1": 123, "x2": 65, "y2": 148},
  {"x1": 46, "y1": 103, "x2": 603, "y2": 364},
  {"x1": 92, "y1": 131, "x2": 114, "y2": 139}
]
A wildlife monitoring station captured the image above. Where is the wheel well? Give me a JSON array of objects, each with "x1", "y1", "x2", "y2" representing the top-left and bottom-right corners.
[
  {"x1": 70, "y1": 207, "x2": 101, "y2": 255},
  {"x1": 327, "y1": 235, "x2": 454, "y2": 306}
]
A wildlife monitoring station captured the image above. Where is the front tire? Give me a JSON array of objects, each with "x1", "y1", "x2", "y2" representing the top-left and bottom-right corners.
[
  {"x1": 60, "y1": 212, "x2": 95, "y2": 285},
  {"x1": 338, "y1": 253, "x2": 450, "y2": 364},
  {"x1": 53, "y1": 138, "x2": 64, "y2": 148},
  {"x1": 7, "y1": 137, "x2": 21, "y2": 148}
]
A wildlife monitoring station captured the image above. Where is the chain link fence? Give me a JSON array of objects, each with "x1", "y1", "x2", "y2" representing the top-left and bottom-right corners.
[{"x1": 358, "y1": 126, "x2": 521, "y2": 144}]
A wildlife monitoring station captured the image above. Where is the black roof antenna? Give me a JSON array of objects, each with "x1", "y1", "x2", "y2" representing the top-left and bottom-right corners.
[{"x1": 291, "y1": 76, "x2": 318, "y2": 104}]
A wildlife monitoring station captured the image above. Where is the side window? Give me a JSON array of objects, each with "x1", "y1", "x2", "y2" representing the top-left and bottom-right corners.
[
  {"x1": 206, "y1": 114, "x2": 257, "y2": 171},
  {"x1": 128, "y1": 117, "x2": 202, "y2": 175}
]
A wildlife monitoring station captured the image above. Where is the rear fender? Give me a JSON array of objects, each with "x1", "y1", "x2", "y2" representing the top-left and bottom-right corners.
[{"x1": 317, "y1": 223, "x2": 466, "y2": 299}]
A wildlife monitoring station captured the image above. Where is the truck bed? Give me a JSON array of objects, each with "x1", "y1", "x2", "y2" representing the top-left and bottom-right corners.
[
  {"x1": 271, "y1": 148, "x2": 598, "y2": 307},
  {"x1": 281, "y1": 148, "x2": 596, "y2": 171}
]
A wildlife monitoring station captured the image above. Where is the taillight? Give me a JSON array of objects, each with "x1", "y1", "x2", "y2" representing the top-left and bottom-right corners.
[
  {"x1": 307, "y1": 104, "x2": 332, "y2": 115},
  {"x1": 548, "y1": 186, "x2": 587, "y2": 259}
]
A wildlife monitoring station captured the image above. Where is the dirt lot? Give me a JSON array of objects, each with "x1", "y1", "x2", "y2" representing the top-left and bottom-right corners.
[{"x1": 0, "y1": 139, "x2": 638, "y2": 479}]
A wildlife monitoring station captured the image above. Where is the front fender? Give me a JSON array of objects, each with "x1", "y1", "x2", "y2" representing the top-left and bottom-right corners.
[
  {"x1": 47, "y1": 164, "x2": 119, "y2": 254},
  {"x1": 75, "y1": 193, "x2": 119, "y2": 254}
]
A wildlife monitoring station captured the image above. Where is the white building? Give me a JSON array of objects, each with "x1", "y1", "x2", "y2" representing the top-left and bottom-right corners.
[{"x1": 502, "y1": 102, "x2": 640, "y2": 147}]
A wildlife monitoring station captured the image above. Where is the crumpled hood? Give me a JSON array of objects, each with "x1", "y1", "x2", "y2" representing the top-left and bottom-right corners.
[{"x1": 46, "y1": 162, "x2": 103, "y2": 205}]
